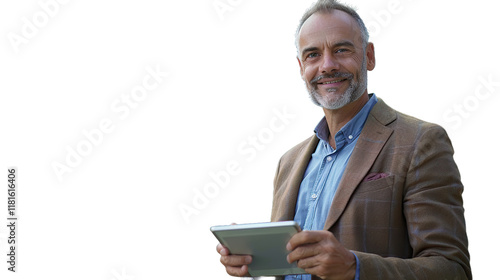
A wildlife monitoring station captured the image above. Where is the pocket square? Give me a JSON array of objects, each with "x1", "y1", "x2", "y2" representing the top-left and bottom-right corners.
[{"x1": 363, "y1": 172, "x2": 389, "y2": 182}]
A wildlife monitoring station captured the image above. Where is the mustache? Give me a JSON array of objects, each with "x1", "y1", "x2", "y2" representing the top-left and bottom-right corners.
[{"x1": 310, "y1": 72, "x2": 353, "y2": 84}]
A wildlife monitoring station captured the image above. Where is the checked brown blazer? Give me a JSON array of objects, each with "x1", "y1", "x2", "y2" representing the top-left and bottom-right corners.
[{"x1": 271, "y1": 98, "x2": 472, "y2": 279}]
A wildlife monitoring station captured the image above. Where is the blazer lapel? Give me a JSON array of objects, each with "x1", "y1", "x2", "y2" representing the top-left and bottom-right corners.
[{"x1": 323, "y1": 99, "x2": 395, "y2": 230}]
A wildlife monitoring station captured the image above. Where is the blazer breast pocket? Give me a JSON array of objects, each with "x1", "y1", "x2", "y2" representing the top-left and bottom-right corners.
[{"x1": 354, "y1": 174, "x2": 394, "y2": 198}]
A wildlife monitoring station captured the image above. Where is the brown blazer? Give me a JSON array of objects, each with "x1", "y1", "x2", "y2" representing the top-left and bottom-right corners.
[{"x1": 271, "y1": 98, "x2": 472, "y2": 279}]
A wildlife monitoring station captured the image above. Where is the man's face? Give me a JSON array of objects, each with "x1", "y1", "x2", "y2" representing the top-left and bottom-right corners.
[{"x1": 297, "y1": 11, "x2": 375, "y2": 110}]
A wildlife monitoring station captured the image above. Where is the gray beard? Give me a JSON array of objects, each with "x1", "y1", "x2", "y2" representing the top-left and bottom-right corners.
[{"x1": 307, "y1": 57, "x2": 368, "y2": 110}]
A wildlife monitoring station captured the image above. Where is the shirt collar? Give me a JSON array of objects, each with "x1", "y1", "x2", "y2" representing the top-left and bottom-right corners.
[{"x1": 314, "y1": 94, "x2": 378, "y2": 148}]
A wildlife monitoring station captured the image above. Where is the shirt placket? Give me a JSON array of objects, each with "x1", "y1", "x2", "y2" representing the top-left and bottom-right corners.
[{"x1": 303, "y1": 146, "x2": 336, "y2": 230}]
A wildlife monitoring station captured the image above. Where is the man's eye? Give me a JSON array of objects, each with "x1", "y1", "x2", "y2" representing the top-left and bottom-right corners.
[
  {"x1": 306, "y1": 53, "x2": 319, "y2": 59},
  {"x1": 336, "y1": 48, "x2": 349, "y2": 53}
]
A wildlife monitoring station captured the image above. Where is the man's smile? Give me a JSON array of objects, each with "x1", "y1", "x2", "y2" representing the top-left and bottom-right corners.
[
  {"x1": 311, "y1": 73, "x2": 353, "y2": 89},
  {"x1": 317, "y1": 78, "x2": 348, "y2": 85}
]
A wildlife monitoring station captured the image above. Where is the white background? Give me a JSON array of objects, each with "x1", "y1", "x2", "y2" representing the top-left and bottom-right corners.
[{"x1": 0, "y1": 0, "x2": 498, "y2": 279}]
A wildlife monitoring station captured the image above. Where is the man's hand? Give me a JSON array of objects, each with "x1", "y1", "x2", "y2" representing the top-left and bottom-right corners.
[
  {"x1": 216, "y1": 243, "x2": 252, "y2": 277},
  {"x1": 286, "y1": 230, "x2": 356, "y2": 280}
]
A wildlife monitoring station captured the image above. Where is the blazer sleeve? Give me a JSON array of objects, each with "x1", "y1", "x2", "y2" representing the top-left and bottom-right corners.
[{"x1": 353, "y1": 124, "x2": 472, "y2": 280}]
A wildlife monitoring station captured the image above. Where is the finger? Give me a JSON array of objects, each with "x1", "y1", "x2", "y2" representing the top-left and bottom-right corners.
[
  {"x1": 225, "y1": 264, "x2": 250, "y2": 277},
  {"x1": 287, "y1": 243, "x2": 320, "y2": 264},
  {"x1": 296, "y1": 254, "x2": 321, "y2": 270},
  {"x1": 220, "y1": 254, "x2": 252, "y2": 267},
  {"x1": 216, "y1": 243, "x2": 229, "y2": 256},
  {"x1": 287, "y1": 231, "x2": 326, "y2": 251}
]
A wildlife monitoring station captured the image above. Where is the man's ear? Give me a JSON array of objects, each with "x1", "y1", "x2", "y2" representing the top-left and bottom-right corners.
[
  {"x1": 297, "y1": 56, "x2": 304, "y2": 77},
  {"x1": 366, "y1": 42, "x2": 376, "y2": 71}
]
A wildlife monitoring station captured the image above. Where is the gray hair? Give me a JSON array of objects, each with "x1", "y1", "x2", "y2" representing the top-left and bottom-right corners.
[{"x1": 295, "y1": 0, "x2": 369, "y2": 52}]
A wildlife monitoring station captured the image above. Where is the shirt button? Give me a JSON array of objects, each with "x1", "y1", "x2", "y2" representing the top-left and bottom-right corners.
[
  {"x1": 326, "y1": 156, "x2": 332, "y2": 161},
  {"x1": 348, "y1": 135, "x2": 353, "y2": 140},
  {"x1": 311, "y1": 194, "x2": 318, "y2": 199}
]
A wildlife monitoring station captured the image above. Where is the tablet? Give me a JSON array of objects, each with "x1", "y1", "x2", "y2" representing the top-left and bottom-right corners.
[{"x1": 211, "y1": 221, "x2": 307, "y2": 277}]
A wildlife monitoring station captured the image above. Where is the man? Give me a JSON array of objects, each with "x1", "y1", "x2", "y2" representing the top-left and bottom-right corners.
[{"x1": 217, "y1": 0, "x2": 471, "y2": 279}]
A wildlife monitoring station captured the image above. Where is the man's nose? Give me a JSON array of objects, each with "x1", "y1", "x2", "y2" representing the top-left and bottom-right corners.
[{"x1": 319, "y1": 53, "x2": 340, "y2": 73}]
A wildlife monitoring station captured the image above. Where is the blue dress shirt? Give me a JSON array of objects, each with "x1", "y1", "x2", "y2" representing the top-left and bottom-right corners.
[{"x1": 285, "y1": 94, "x2": 378, "y2": 280}]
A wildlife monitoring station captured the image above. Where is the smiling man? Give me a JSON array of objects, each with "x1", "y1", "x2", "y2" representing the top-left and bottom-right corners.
[{"x1": 217, "y1": 1, "x2": 471, "y2": 279}]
